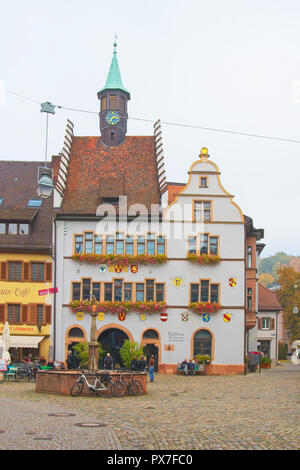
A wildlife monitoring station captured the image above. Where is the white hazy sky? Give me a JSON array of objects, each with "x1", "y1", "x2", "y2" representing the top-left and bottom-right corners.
[{"x1": 0, "y1": 0, "x2": 299, "y2": 257}]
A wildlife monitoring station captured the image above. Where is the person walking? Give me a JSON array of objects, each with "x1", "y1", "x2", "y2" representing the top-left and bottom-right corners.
[
  {"x1": 104, "y1": 353, "x2": 114, "y2": 370},
  {"x1": 138, "y1": 355, "x2": 147, "y2": 372},
  {"x1": 148, "y1": 355, "x2": 155, "y2": 382}
]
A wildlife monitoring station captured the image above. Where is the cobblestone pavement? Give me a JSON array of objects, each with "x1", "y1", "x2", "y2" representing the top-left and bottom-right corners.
[{"x1": 0, "y1": 362, "x2": 299, "y2": 450}]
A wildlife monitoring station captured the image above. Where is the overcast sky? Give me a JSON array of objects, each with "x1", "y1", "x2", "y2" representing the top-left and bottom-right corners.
[{"x1": 0, "y1": 0, "x2": 299, "y2": 257}]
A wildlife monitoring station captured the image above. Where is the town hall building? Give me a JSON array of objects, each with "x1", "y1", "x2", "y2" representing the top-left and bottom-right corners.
[{"x1": 51, "y1": 42, "x2": 264, "y2": 374}]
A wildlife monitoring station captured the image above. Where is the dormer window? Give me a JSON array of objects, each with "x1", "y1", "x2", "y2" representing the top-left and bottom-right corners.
[
  {"x1": 28, "y1": 199, "x2": 42, "y2": 207},
  {"x1": 200, "y1": 177, "x2": 208, "y2": 188},
  {"x1": 0, "y1": 222, "x2": 29, "y2": 235}
]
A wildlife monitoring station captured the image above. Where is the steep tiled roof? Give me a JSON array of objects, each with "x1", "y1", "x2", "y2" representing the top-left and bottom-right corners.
[
  {"x1": 167, "y1": 182, "x2": 185, "y2": 204},
  {"x1": 258, "y1": 283, "x2": 282, "y2": 311},
  {"x1": 0, "y1": 161, "x2": 53, "y2": 253},
  {"x1": 57, "y1": 136, "x2": 161, "y2": 215}
]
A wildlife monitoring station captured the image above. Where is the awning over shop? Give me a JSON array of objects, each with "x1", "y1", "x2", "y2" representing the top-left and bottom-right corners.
[{"x1": 9, "y1": 336, "x2": 44, "y2": 349}]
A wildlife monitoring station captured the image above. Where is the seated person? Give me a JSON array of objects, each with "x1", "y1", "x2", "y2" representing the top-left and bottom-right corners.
[
  {"x1": 187, "y1": 359, "x2": 195, "y2": 375},
  {"x1": 180, "y1": 359, "x2": 188, "y2": 375}
]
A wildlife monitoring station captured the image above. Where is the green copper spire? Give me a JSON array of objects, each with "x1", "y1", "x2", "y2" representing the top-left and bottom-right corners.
[{"x1": 99, "y1": 39, "x2": 129, "y2": 94}]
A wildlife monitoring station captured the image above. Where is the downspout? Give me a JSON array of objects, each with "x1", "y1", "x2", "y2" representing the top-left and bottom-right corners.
[
  {"x1": 244, "y1": 223, "x2": 247, "y2": 375},
  {"x1": 53, "y1": 217, "x2": 57, "y2": 360}
]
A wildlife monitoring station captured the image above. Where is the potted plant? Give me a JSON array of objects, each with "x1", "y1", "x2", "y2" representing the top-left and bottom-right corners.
[
  {"x1": 260, "y1": 357, "x2": 272, "y2": 369},
  {"x1": 194, "y1": 355, "x2": 211, "y2": 375}
]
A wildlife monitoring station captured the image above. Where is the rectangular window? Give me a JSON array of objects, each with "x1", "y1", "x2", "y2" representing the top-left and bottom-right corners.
[
  {"x1": 200, "y1": 234, "x2": 209, "y2": 254},
  {"x1": 72, "y1": 282, "x2": 81, "y2": 301},
  {"x1": 200, "y1": 177, "x2": 208, "y2": 188},
  {"x1": 31, "y1": 263, "x2": 45, "y2": 281},
  {"x1": 82, "y1": 279, "x2": 91, "y2": 300},
  {"x1": 92, "y1": 282, "x2": 101, "y2": 301},
  {"x1": 37, "y1": 305, "x2": 44, "y2": 324},
  {"x1": 136, "y1": 283, "x2": 145, "y2": 302},
  {"x1": 114, "y1": 279, "x2": 123, "y2": 301},
  {"x1": 146, "y1": 280, "x2": 155, "y2": 301},
  {"x1": 188, "y1": 237, "x2": 197, "y2": 254},
  {"x1": 9, "y1": 262, "x2": 22, "y2": 281},
  {"x1": 94, "y1": 235, "x2": 103, "y2": 255},
  {"x1": 75, "y1": 235, "x2": 83, "y2": 254},
  {"x1": 155, "y1": 283, "x2": 165, "y2": 302},
  {"x1": 8, "y1": 304, "x2": 21, "y2": 323},
  {"x1": 106, "y1": 236, "x2": 114, "y2": 254},
  {"x1": 157, "y1": 236, "x2": 165, "y2": 255},
  {"x1": 247, "y1": 246, "x2": 252, "y2": 268},
  {"x1": 124, "y1": 283, "x2": 132, "y2": 301},
  {"x1": 28, "y1": 199, "x2": 42, "y2": 207},
  {"x1": 247, "y1": 287, "x2": 252, "y2": 311},
  {"x1": 209, "y1": 236, "x2": 218, "y2": 255},
  {"x1": 201, "y1": 280, "x2": 209, "y2": 302},
  {"x1": 191, "y1": 284, "x2": 199, "y2": 303},
  {"x1": 19, "y1": 224, "x2": 29, "y2": 235},
  {"x1": 116, "y1": 233, "x2": 124, "y2": 255},
  {"x1": 101, "y1": 96, "x2": 107, "y2": 111},
  {"x1": 104, "y1": 283, "x2": 113, "y2": 301},
  {"x1": 84, "y1": 233, "x2": 93, "y2": 254},
  {"x1": 120, "y1": 96, "x2": 126, "y2": 112},
  {"x1": 0, "y1": 223, "x2": 6, "y2": 234},
  {"x1": 147, "y1": 234, "x2": 155, "y2": 255},
  {"x1": 194, "y1": 201, "x2": 211, "y2": 222},
  {"x1": 125, "y1": 236, "x2": 134, "y2": 255},
  {"x1": 137, "y1": 236, "x2": 145, "y2": 255},
  {"x1": 8, "y1": 223, "x2": 18, "y2": 235},
  {"x1": 262, "y1": 317, "x2": 271, "y2": 329},
  {"x1": 210, "y1": 284, "x2": 219, "y2": 303},
  {"x1": 109, "y1": 95, "x2": 117, "y2": 109}
]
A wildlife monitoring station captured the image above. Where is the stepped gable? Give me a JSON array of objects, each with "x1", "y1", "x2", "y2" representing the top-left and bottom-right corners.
[{"x1": 58, "y1": 135, "x2": 161, "y2": 215}]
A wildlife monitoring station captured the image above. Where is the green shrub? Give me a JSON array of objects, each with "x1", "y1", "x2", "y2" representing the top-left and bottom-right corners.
[
  {"x1": 119, "y1": 340, "x2": 145, "y2": 369},
  {"x1": 195, "y1": 354, "x2": 211, "y2": 365},
  {"x1": 73, "y1": 342, "x2": 105, "y2": 368},
  {"x1": 278, "y1": 342, "x2": 288, "y2": 360}
]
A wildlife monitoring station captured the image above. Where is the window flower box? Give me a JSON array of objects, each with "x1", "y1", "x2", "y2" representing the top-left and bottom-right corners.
[
  {"x1": 69, "y1": 300, "x2": 167, "y2": 316},
  {"x1": 187, "y1": 254, "x2": 220, "y2": 265},
  {"x1": 189, "y1": 301, "x2": 221, "y2": 314},
  {"x1": 71, "y1": 253, "x2": 167, "y2": 266}
]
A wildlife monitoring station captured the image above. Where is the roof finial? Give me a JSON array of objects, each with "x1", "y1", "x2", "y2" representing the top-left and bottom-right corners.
[{"x1": 113, "y1": 34, "x2": 118, "y2": 53}]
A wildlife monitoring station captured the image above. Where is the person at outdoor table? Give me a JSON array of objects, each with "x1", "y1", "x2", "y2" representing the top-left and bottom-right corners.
[
  {"x1": 39, "y1": 356, "x2": 47, "y2": 366},
  {"x1": 187, "y1": 359, "x2": 195, "y2": 375},
  {"x1": 181, "y1": 359, "x2": 188, "y2": 375},
  {"x1": 47, "y1": 359, "x2": 55, "y2": 368},
  {"x1": 103, "y1": 353, "x2": 114, "y2": 370},
  {"x1": 138, "y1": 356, "x2": 147, "y2": 372},
  {"x1": 130, "y1": 356, "x2": 138, "y2": 371}
]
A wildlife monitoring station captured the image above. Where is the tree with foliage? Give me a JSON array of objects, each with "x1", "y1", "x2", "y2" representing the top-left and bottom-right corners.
[
  {"x1": 277, "y1": 267, "x2": 300, "y2": 344},
  {"x1": 119, "y1": 340, "x2": 145, "y2": 369},
  {"x1": 73, "y1": 342, "x2": 105, "y2": 368},
  {"x1": 259, "y1": 273, "x2": 275, "y2": 288}
]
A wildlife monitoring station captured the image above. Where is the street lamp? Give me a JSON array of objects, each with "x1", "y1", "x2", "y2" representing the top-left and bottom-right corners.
[
  {"x1": 36, "y1": 102, "x2": 55, "y2": 198},
  {"x1": 293, "y1": 283, "x2": 299, "y2": 315}
]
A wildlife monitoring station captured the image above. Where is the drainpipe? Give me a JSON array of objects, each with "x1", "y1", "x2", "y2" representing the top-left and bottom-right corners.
[{"x1": 53, "y1": 217, "x2": 57, "y2": 360}]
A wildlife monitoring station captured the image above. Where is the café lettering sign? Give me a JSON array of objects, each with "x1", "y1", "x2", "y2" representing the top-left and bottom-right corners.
[{"x1": 0, "y1": 288, "x2": 31, "y2": 298}]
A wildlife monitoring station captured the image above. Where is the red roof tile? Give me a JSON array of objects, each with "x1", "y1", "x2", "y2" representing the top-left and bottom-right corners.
[
  {"x1": 57, "y1": 136, "x2": 161, "y2": 214},
  {"x1": 258, "y1": 283, "x2": 282, "y2": 311}
]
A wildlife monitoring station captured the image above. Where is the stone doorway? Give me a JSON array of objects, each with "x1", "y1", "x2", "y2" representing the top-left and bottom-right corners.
[{"x1": 98, "y1": 328, "x2": 129, "y2": 368}]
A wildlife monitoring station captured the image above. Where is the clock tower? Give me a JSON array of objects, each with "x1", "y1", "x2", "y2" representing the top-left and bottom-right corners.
[{"x1": 97, "y1": 40, "x2": 130, "y2": 147}]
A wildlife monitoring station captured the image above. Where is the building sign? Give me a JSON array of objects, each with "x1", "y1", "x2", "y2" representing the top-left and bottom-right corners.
[
  {"x1": 38, "y1": 287, "x2": 58, "y2": 296},
  {"x1": 0, "y1": 288, "x2": 31, "y2": 298},
  {"x1": 167, "y1": 330, "x2": 184, "y2": 342}
]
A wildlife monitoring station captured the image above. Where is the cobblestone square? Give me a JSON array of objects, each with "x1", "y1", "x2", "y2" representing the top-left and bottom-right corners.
[{"x1": 0, "y1": 363, "x2": 299, "y2": 450}]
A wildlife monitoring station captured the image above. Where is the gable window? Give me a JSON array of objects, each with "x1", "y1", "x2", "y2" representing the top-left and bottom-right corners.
[
  {"x1": 200, "y1": 177, "x2": 208, "y2": 188},
  {"x1": 194, "y1": 201, "x2": 211, "y2": 222},
  {"x1": 157, "y1": 236, "x2": 165, "y2": 255},
  {"x1": 187, "y1": 234, "x2": 219, "y2": 256},
  {"x1": 188, "y1": 237, "x2": 197, "y2": 254},
  {"x1": 209, "y1": 237, "x2": 218, "y2": 255},
  {"x1": 200, "y1": 234, "x2": 208, "y2": 254}
]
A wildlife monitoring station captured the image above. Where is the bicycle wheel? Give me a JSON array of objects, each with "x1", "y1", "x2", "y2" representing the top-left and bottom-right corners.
[
  {"x1": 98, "y1": 379, "x2": 114, "y2": 398},
  {"x1": 71, "y1": 380, "x2": 84, "y2": 397},
  {"x1": 113, "y1": 381, "x2": 125, "y2": 398},
  {"x1": 131, "y1": 380, "x2": 143, "y2": 396}
]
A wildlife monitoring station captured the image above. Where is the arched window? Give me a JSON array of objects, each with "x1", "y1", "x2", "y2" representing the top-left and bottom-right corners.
[
  {"x1": 68, "y1": 327, "x2": 84, "y2": 338},
  {"x1": 143, "y1": 329, "x2": 159, "y2": 340},
  {"x1": 193, "y1": 329, "x2": 212, "y2": 357}
]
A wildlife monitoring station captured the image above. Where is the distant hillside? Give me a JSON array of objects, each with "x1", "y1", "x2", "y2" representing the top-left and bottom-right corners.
[{"x1": 258, "y1": 252, "x2": 300, "y2": 288}]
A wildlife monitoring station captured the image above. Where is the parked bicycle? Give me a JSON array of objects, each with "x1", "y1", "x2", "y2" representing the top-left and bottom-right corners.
[
  {"x1": 71, "y1": 370, "x2": 115, "y2": 397},
  {"x1": 113, "y1": 370, "x2": 143, "y2": 397}
]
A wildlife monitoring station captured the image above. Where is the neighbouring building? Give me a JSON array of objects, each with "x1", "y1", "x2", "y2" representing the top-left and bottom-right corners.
[
  {"x1": 0, "y1": 161, "x2": 53, "y2": 362},
  {"x1": 256, "y1": 283, "x2": 282, "y2": 359},
  {"x1": 51, "y1": 42, "x2": 264, "y2": 374}
]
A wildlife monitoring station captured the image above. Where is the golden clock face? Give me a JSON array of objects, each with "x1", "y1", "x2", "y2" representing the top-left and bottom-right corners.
[{"x1": 106, "y1": 111, "x2": 120, "y2": 126}]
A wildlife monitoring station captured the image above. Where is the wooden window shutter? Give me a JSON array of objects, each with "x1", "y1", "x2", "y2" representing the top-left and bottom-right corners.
[
  {"x1": 45, "y1": 263, "x2": 52, "y2": 282},
  {"x1": 45, "y1": 305, "x2": 51, "y2": 324},
  {"x1": 258, "y1": 318, "x2": 262, "y2": 329},
  {"x1": 0, "y1": 262, "x2": 7, "y2": 281},
  {"x1": 28, "y1": 304, "x2": 37, "y2": 325},
  {"x1": 23, "y1": 262, "x2": 30, "y2": 281},
  {"x1": 271, "y1": 318, "x2": 275, "y2": 330},
  {"x1": 0, "y1": 304, "x2": 5, "y2": 322},
  {"x1": 22, "y1": 305, "x2": 28, "y2": 323}
]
